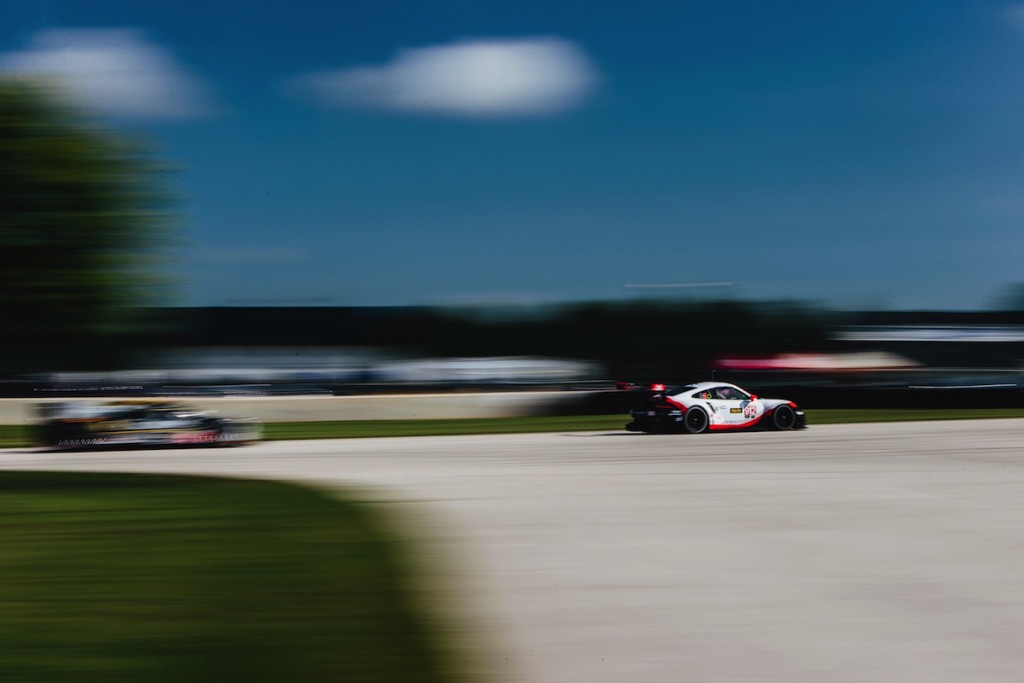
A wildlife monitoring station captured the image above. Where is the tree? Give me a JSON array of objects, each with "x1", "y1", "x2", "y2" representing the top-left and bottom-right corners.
[{"x1": 0, "y1": 80, "x2": 175, "y2": 374}]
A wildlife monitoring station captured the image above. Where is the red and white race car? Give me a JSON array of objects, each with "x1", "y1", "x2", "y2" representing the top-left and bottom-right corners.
[{"x1": 625, "y1": 381, "x2": 806, "y2": 434}]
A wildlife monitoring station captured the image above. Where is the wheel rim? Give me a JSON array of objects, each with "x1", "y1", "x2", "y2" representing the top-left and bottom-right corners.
[
  {"x1": 774, "y1": 406, "x2": 795, "y2": 430},
  {"x1": 685, "y1": 409, "x2": 707, "y2": 433}
]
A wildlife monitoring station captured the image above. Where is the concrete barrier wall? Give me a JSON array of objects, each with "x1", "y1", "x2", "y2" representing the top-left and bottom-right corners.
[{"x1": 0, "y1": 391, "x2": 597, "y2": 426}]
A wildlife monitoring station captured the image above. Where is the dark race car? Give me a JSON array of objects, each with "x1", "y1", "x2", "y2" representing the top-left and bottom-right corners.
[
  {"x1": 36, "y1": 400, "x2": 262, "y2": 450},
  {"x1": 625, "y1": 381, "x2": 806, "y2": 434}
]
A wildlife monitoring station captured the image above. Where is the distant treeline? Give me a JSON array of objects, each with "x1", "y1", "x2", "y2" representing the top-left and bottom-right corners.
[
  {"x1": 163, "y1": 303, "x2": 1024, "y2": 382},
  {"x1": 7, "y1": 301, "x2": 1024, "y2": 379},
  {"x1": 158, "y1": 301, "x2": 833, "y2": 382}
]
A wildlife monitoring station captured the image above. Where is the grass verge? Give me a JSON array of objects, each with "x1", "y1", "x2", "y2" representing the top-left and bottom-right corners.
[
  {"x1": 265, "y1": 409, "x2": 1024, "y2": 440},
  {"x1": 3, "y1": 409, "x2": 1024, "y2": 449},
  {"x1": 0, "y1": 424, "x2": 30, "y2": 448},
  {"x1": 0, "y1": 472, "x2": 458, "y2": 683},
  {"x1": 263, "y1": 414, "x2": 629, "y2": 440}
]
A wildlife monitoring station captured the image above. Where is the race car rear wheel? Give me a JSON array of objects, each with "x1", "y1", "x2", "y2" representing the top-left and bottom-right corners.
[
  {"x1": 771, "y1": 405, "x2": 797, "y2": 430},
  {"x1": 684, "y1": 408, "x2": 709, "y2": 434}
]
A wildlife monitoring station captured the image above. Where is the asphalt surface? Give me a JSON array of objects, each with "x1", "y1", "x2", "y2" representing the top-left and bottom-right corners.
[{"x1": 4, "y1": 419, "x2": 1024, "y2": 682}]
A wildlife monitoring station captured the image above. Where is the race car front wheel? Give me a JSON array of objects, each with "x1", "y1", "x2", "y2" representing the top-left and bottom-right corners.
[
  {"x1": 684, "y1": 408, "x2": 709, "y2": 434},
  {"x1": 771, "y1": 405, "x2": 797, "y2": 430}
]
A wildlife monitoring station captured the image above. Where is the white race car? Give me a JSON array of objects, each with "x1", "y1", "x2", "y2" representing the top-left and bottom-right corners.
[{"x1": 625, "y1": 381, "x2": 806, "y2": 434}]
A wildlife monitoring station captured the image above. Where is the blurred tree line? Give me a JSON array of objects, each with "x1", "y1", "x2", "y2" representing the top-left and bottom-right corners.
[
  {"x1": 0, "y1": 80, "x2": 173, "y2": 374},
  {"x1": 415, "y1": 300, "x2": 831, "y2": 382},
  {"x1": 173, "y1": 300, "x2": 831, "y2": 383}
]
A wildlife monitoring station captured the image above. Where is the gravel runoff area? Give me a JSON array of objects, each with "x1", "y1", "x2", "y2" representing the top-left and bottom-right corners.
[{"x1": 4, "y1": 419, "x2": 1024, "y2": 683}]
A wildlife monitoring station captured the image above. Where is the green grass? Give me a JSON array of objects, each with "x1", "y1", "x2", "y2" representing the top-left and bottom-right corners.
[
  {"x1": 264, "y1": 414, "x2": 629, "y2": 440},
  {"x1": 0, "y1": 424, "x2": 30, "y2": 448},
  {"x1": 4, "y1": 409, "x2": 1024, "y2": 449},
  {"x1": 0, "y1": 472, "x2": 459, "y2": 683},
  {"x1": 263, "y1": 409, "x2": 1024, "y2": 440}
]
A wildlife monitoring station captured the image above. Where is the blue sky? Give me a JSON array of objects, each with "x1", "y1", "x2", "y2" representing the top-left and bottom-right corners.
[{"x1": 2, "y1": 1, "x2": 1024, "y2": 309}]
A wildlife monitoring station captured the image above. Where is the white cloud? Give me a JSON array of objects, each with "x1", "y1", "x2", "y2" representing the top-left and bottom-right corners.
[
  {"x1": 293, "y1": 37, "x2": 599, "y2": 117},
  {"x1": 0, "y1": 28, "x2": 215, "y2": 120}
]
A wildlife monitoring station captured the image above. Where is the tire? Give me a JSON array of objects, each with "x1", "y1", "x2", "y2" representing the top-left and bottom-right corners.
[
  {"x1": 684, "y1": 408, "x2": 709, "y2": 434},
  {"x1": 771, "y1": 405, "x2": 797, "y2": 430}
]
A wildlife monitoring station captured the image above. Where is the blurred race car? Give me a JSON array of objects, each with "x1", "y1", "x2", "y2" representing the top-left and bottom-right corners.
[
  {"x1": 625, "y1": 381, "x2": 806, "y2": 434},
  {"x1": 36, "y1": 400, "x2": 262, "y2": 450}
]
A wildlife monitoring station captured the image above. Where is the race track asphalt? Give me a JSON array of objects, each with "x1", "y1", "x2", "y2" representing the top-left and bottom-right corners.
[{"x1": 4, "y1": 419, "x2": 1024, "y2": 683}]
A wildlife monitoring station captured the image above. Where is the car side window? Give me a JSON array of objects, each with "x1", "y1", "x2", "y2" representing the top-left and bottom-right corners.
[{"x1": 715, "y1": 387, "x2": 747, "y2": 400}]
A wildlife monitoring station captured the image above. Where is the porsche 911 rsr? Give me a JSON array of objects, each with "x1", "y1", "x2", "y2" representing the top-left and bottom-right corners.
[
  {"x1": 36, "y1": 400, "x2": 262, "y2": 450},
  {"x1": 625, "y1": 381, "x2": 806, "y2": 434}
]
